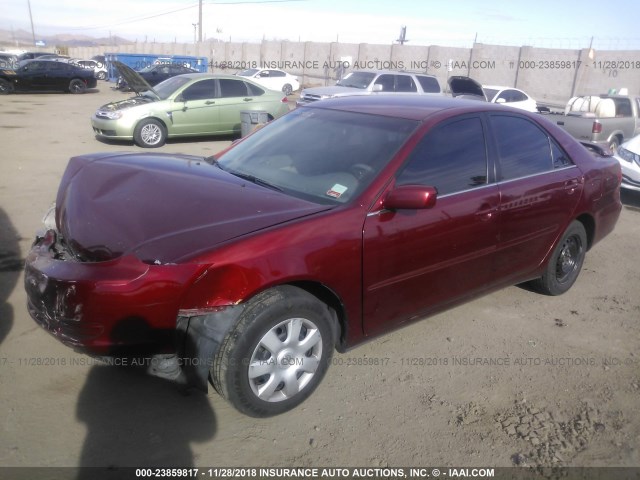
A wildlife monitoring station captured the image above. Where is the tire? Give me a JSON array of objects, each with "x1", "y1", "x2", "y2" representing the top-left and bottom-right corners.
[
  {"x1": 97, "y1": 71, "x2": 107, "y2": 80},
  {"x1": 133, "y1": 119, "x2": 166, "y2": 148},
  {"x1": 69, "y1": 79, "x2": 87, "y2": 94},
  {"x1": 211, "y1": 285, "x2": 335, "y2": 417},
  {"x1": 609, "y1": 137, "x2": 620, "y2": 153},
  {"x1": 531, "y1": 220, "x2": 587, "y2": 296},
  {"x1": 0, "y1": 78, "x2": 13, "y2": 95},
  {"x1": 282, "y1": 83, "x2": 293, "y2": 96}
]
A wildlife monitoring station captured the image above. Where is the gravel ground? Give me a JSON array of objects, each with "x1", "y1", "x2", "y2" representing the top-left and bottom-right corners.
[{"x1": 0, "y1": 85, "x2": 639, "y2": 475}]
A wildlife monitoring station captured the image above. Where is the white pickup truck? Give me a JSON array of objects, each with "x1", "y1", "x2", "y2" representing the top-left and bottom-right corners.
[{"x1": 548, "y1": 94, "x2": 640, "y2": 151}]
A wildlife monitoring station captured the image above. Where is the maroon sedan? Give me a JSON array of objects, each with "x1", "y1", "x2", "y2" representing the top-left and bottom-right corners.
[{"x1": 25, "y1": 95, "x2": 622, "y2": 417}]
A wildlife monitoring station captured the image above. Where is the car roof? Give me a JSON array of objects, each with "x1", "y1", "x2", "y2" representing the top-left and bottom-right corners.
[
  {"x1": 483, "y1": 85, "x2": 522, "y2": 91},
  {"x1": 348, "y1": 69, "x2": 437, "y2": 77},
  {"x1": 303, "y1": 94, "x2": 512, "y2": 121},
  {"x1": 175, "y1": 73, "x2": 262, "y2": 80}
]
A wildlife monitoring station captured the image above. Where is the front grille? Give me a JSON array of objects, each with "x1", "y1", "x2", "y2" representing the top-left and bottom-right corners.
[{"x1": 93, "y1": 127, "x2": 117, "y2": 136}]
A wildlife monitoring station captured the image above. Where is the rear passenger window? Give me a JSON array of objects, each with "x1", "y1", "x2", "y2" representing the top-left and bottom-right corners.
[
  {"x1": 397, "y1": 117, "x2": 488, "y2": 195},
  {"x1": 374, "y1": 74, "x2": 394, "y2": 92},
  {"x1": 219, "y1": 79, "x2": 249, "y2": 97},
  {"x1": 416, "y1": 75, "x2": 440, "y2": 93},
  {"x1": 396, "y1": 75, "x2": 417, "y2": 92},
  {"x1": 492, "y1": 116, "x2": 553, "y2": 180},
  {"x1": 551, "y1": 142, "x2": 572, "y2": 168}
]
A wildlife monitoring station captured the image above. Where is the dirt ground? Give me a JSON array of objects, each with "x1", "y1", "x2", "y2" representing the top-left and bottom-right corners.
[{"x1": 0, "y1": 85, "x2": 639, "y2": 473}]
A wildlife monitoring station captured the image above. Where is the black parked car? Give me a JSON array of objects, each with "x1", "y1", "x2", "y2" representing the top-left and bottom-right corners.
[
  {"x1": 116, "y1": 63, "x2": 198, "y2": 91},
  {"x1": 0, "y1": 59, "x2": 98, "y2": 94}
]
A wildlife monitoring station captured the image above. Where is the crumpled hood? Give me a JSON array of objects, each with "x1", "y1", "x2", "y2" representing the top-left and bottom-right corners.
[{"x1": 55, "y1": 153, "x2": 331, "y2": 263}]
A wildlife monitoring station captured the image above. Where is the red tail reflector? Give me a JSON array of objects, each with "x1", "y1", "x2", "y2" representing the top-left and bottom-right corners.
[{"x1": 592, "y1": 121, "x2": 602, "y2": 134}]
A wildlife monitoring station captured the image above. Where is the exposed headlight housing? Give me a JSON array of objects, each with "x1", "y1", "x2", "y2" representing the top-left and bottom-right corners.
[
  {"x1": 42, "y1": 203, "x2": 57, "y2": 231},
  {"x1": 618, "y1": 146, "x2": 640, "y2": 166}
]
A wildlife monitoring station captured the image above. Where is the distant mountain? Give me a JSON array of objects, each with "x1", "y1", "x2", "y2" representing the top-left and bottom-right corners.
[{"x1": 0, "y1": 28, "x2": 133, "y2": 48}]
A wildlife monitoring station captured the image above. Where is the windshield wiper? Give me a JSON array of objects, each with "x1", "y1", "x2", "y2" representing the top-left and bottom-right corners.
[{"x1": 227, "y1": 170, "x2": 284, "y2": 192}]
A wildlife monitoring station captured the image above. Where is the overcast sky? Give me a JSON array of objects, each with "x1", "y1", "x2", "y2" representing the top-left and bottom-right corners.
[{"x1": 3, "y1": 0, "x2": 640, "y2": 49}]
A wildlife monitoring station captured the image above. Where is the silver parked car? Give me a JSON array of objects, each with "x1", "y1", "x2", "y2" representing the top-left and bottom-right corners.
[
  {"x1": 297, "y1": 70, "x2": 442, "y2": 106},
  {"x1": 614, "y1": 134, "x2": 640, "y2": 191}
]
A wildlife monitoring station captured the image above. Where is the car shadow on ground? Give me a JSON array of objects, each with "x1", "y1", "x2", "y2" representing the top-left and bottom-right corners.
[
  {"x1": 0, "y1": 208, "x2": 22, "y2": 346},
  {"x1": 621, "y1": 189, "x2": 640, "y2": 210},
  {"x1": 94, "y1": 133, "x2": 238, "y2": 148},
  {"x1": 76, "y1": 364, "x2": 216, "y2": 477}
]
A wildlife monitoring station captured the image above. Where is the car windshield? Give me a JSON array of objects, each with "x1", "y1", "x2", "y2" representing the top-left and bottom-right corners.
[
  {"x1": 239, "y1": 68, "x2": 259, "y2": 76},
  {"x1": 483, "y1": 88, "x2": 499, "y2": 101},
  {"x1": 138, "y1": 65, "x2": 157, "y2": 73},
  {"x1": 152, "y1": 75, "x2": 193, "y2": 99},
  {"x1": 336, "y1": 72, "x2": 376, "y2": 89},
  {"x1": 216, "y1": 107, "x2": 418, "y2": 204}
]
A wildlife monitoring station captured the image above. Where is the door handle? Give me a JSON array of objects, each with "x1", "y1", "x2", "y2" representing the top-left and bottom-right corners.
[
  {"x1": 243, "y1": 97, "x2": 253, "y2": 102},
  {"x1": 205, "y1": 100, "x2": 215, "y2": 105},
  {"x1": 564, "y1": 178, "x2": 579, "y2": 194},
  {"x1": 475, "y1": 204, "x2": 497, "y2": 222}
]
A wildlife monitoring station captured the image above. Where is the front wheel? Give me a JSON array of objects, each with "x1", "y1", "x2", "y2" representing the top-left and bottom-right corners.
[
  {"x1": 133, "y1": 119, "x2": 167, "y2": 148},
  {"x1": 211, "y1": 286, "x2": 335, "y2": 417},
  {"x1": 282, "y1": 83, "x2": 293, "y2": 96},
  {"x1": 531, "y1": 220, "x2": 587, "y2": 295},
  {"x1": 69, "y1": 79, "x2": 86, "y2": 94},
  {"x1": 97, "y1": 71, "x2": 107, "y2": 80}
]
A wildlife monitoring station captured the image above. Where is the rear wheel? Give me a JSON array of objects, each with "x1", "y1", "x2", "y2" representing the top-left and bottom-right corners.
[
  {"x1": 0, "y1": 78, "x2": 13, "y2": 95},
  {"x1": 211, "y1": 286, "x2": 335, "y2": 417},
  {"x1": 133, "y1": 119, "x2": 166, "y2": 148},
  {"x1": 608, "y1": 137, "x2": 620, "y2": 153},
  {"x1": 69, "y1": 79, "x2": 86, "y2": 94},
  {"x1": 531, "y1": 221, "x2": 587, "y2": 295},
  {"x1": 282, "y1": 83, "x2": 293, "y2": 96}
]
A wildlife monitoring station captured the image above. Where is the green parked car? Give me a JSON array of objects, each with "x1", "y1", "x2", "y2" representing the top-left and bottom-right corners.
[{"x1": 91, "y1": 62, "x2": 290, "y2": 148}]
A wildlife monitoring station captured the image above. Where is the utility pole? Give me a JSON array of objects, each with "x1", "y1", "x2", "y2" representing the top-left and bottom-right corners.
[
  {"x1": 198, "y1": 0, "x2": 203, "y2": 43},
  {"x1": 192, "y1": 23, "x2": 198, "y2": 44},
  {"x1": 27, "y1": 0, "x2": 36, "y2": 45}
]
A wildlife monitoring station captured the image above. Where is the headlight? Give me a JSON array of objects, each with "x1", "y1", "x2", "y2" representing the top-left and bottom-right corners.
[
  {"x1": 97, "y1": 110, "x2": 123, "y2": 120},
  {"x1": 42, "y1": 203, "x2": 57, "y2": 231},
  {"x1": 618, "y1": 146, "x2": 640, "y2": 166}
]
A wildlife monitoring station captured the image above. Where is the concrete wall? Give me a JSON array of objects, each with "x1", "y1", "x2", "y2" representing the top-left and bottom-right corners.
[{"x1": 69, "y1": 40, "x2": 640, "y2": 106}]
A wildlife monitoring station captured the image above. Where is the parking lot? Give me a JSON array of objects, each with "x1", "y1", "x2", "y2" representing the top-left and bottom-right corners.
[{"x1": 1, "y1": 84, "x2": 639, "y2": 471}]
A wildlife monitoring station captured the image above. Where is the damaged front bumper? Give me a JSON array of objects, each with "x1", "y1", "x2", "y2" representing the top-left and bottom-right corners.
[
  {"x1": 24, "y1": 228, "x2": 246, "y2": 392},
  {"x1": 25, "y1": 228, "x2": 200, "y2": 355}
]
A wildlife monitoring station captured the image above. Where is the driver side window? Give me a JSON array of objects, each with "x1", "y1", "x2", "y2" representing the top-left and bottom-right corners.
[
  {"x1": 397, "y1": 117, "x2": 488, "y2": 195},
  {"x1": 180, "y1": 79, "x2": 216, "y2": 101}
]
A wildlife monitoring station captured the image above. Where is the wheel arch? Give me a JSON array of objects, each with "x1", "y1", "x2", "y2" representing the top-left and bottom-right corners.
[
  {"x1": 288, "y1": 280, "x2": 348, "y2": 352},
  {"x1": 136, "y1": 115, "x2": 169, "y2": 131},
  {"x1": 179, "y1": 279, "x2": 349, "y2": 393},
  {"x1": 575, "y1": 212, "x2": 595, "y2": 250}
]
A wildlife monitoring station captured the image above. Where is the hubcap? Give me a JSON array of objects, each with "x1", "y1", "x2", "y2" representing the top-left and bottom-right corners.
[
  {"x1": 556, "y1": 235, "x2": 582, "y2": 283},
  {"x1": 141, "y1": 124, "x2": 162, "y2": 145},
  {"x1": 248, "y1": 317, "x2": 322, "y2": 402}
]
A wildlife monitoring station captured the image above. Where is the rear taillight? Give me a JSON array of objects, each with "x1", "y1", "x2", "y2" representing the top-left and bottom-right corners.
[
  {"x1": 281, "y1": 96, "x2": 288, "y2": 103},
  {"x1": 592, "y1": 121, "x2": 602, "y2": 134}
]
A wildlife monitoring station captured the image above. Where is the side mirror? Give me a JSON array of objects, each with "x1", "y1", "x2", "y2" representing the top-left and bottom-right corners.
[
  {"x1": 372, "y1": 84, "x2": 383, "y2": 92},
  {"x1": 383, "y1": 185, "x2": 438, "y2": 210},
  {"x1": 496, "y1": 98, "x2": 506, "y2": 104}
]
